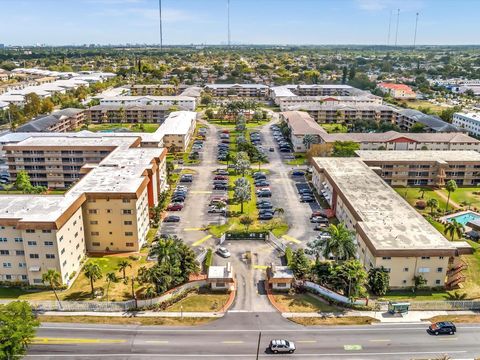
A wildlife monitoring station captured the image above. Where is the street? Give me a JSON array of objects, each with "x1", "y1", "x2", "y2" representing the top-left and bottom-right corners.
[{"x1": 26, "y1": 315, "x2": 480, "y2": 359}]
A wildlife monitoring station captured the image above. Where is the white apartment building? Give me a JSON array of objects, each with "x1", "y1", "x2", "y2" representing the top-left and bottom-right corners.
[
  {"x1": 453, "y1": 112, "x2": 480, "y2": 137},
  {"x1": 99, "y1": 96, "x2": 196, "y2": 111}
]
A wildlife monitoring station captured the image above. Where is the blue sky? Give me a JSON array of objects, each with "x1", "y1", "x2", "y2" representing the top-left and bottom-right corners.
[{"x1": 1, "y1": 0, "x2": 479, "y2": 46}]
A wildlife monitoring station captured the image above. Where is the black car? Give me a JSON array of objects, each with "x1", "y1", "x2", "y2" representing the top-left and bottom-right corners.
[
  {"x1": 257, "y1": 199, "x2": 271, "y2": 205},
  {"x1": 163, "y1": 215, "x2": 180, "y2": 223},
  {"x1": 258, "y1": 213, "x2": 274, "y2": 220},
  {"x1": 171, "y1": 196, "x2": 186, "y2": 203},
  {"x1": 298, "y1": 188, "x2": 313, "y2": 194},
  {"x1": 300, "y1": 195, "x2": 315, "y2": 202},
  {"x1": 213, "y1": 184, "x2": 228, "y2": 190},
  {"x1": 257, "y1": 203, "x2": 273, "y2": 209},
  {"x1": 255, "y1": 181, "x2": 270, "y2": 187},
  {"x1": 180, "y1": 175, "x2": 193, "y2": 183},
  {"x1": 257, "y1": 191, "x2": 272, "y2": 198},
  {"x1": 428, "y1": 322, "x2": 456, "y2": 335}
]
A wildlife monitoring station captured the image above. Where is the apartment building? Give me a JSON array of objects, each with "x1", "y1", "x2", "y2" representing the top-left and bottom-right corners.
[
  {"x1": 394, "y1": 109, "x2": 461, "y2": 133},
  {"x1": 204, "y1": 84, "x2": 269, "y2": 98},
  {"x1": 157, "y1": 111, "x2": 197, "y2": 152},
  {"x1": 452, "y1": 112, "x2": 480, "y2": 137},
  {"x1": 311, "y1": 157, "x2": 470, "y2": 288},
  {"x1": 129, "y1": 84, "x2": 177, "y2": 96},
  {"x1": 0, "y1": 139, "x2": 167, "y2": 286},
  {"x1": 16, "y1": 108, "x2": 85, "y2": 133},
  {"x1": 377, "y1": 82, "x2": 417, "y2": 99},
  {"x1": 86, "y1": 104, "x2": 169, "y2": 124},
  {"x1": 279, "y1": 111, "x2": 326, "y2": 152},
  {"x1": 357, "y1": 150, "x2": 480, "y2": 187},
  {"x1": 316, "y1": 131, "x2": 480, "y2": 152},
  {"x1": 99, "y1": 96, "x2": 196, "y2": 111}
]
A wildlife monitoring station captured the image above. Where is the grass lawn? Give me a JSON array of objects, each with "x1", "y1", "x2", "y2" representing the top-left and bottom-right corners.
[
  {"x1": 379, "y1": 289, "x2": 451, "y2": 302},
  {"x1": 273, "y1": 293, "x2": 340, "y2": 313},
  {"x1": 397, "y1": 100, "x2": 449, "y2": 115},
  {"x1": 0, "y1": 189, "x2": 67, "y2": 195},
  {"x1": 0, "y1": 287, "x2": 32, "y2": 298},
  {"x1": 289, "y1": 316, "x2": 379, "y2": 326},
  {"x1": 287, "y1": 153, "x2": 307, "y2": 166},
  {"x1": 37, "y1": 315, "x2": 215, "y2": 326},
  {"x1": 321, "y1": 123, "x2": 348, "y2": 133},
  {"x1": 165, "y1": 292, "x2": 230, "y2": 312},
  {"x1": 84, "y1": 123, "x2": 160, "y2": 133},
  {"x1": 207, "y1": 118, "x2": 269, "y2": 129},
  {"x1": 18, "y1": 255, "x2": 154, "y2": 302},
  {"x1": 426, "y1": 315, "x2": 480, "y2": 324},
  {"x1": 459, "y1": 240, "x2": 480, "y2": 299},
  {"x1": 445, "y1": 187, "x2": 480, "y2": 210}
]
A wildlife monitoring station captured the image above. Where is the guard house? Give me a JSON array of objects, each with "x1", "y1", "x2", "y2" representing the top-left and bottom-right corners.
[
  {"x1": 267, "y1": 264, "x2": 294, "y2": 291},
  {"x1": 207, "y1": 263, "x2": 235, "y2": 291}
]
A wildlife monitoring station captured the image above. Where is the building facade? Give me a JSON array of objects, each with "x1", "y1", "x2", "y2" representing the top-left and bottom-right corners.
[
  {"x1": 99, "y1": 96, "x2": 196, "y2": 111},
  {"x1": 204, "y1": 84, "x2": 268, "y2": 98},
  {"x1": 453, "y1": 112, "x2": 480, "y2": 137},
  {"x1": 17, "y1": 108, "x2": 85, "y2": 133},
  {"x1": 86, "y1": 105, "x2": 169, "y2": 124},
  {"x1": 377, "y1": 82, "x2": 416, "y2": 99}
]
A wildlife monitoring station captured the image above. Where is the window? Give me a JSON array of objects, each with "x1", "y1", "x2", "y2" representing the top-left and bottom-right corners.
[
  {"x1": 59, "y1": 235, "x2": 63, "y2": 242},
  {"x1": 19, "y1": 263, "x2": 26, "y2": 268},
  {"x1": 216, "y1": 282, "x2": 225, "y2": 287},
  {"x1": 29, "y1": 254, "x2": 39, "y2": 259},
  {"x1": 122, "y1": 209, "x2": 132, "y2": 215},
  {"x1": 126, "y1": 242, "x2": 134, "y2": 247},
  {"x1": 403, "y1": 267, "x2": 409, "y2": 272},
  {"x1": 44, "y1": 241, "x2": 54, "y2": 246},
  {"x1": 63, "y1": 260, "x2": 67, "y2": 266},
  {"x1": 46, "y1": 254, "x2": 55, "y2": 259},
  {"x1": 122, "y1": 199, "x2": 130, "y2": 203},
  {"x1": 14, "y1": 238, "x2": 23, "y2": 243},
  {"x1": 382, "y1": 256, "x2": 391, "y2": 260},
  {"x1": 61, "y1": 248, "x2": 65, "y2": 255},
  {"x1": 33, "y1": 279, "x2": 42, "y2": 284},
  {"x1": 418, "y1": 267, "x2": 430, "y2": 273},
  {"x1": 42, "y1": 230, "x2": 52, "y2": 233},
  {"x1": 74, "y1": 232, "x2": 78, "y2": 238},
  {"x1": 402, "y1": 280, "x2": 407, "y2": 284},
  {"x1": 88, "y1": 209, "x2": 98, "y2": 214},
  {"x1": 76, "y1": 243, "x2": 80, "y2": 249},
  {"x1": 276, "y1": 283, "x2": 287, "y2": 287},
  {"x1": 125, "y1": 232, "x2": 133, "y2": 236},
  {"x1": 16, "y1": 250, "x2": 25, "y2": 256},
  {"x1": 435, "y1": 280, "x2": 441, "y2": 285},
  {"x1": 0, "y1": 250, "x2": 10, "y2": 255},
  {"x1": 90, "y1": 221, "x2": 98, "y2": 225},
  {"x1": 0, "y1": 238, "x2": 7, "y2": 242},
  {"x1": 106, "y1": 209, "x2": 112, "y2": 213},
  {"x1": 421, "y1": 256, "x2": 430, "y2": 260},
  {"x1": 5, "y1": 275, "x2": 12, "y2": 280},
  {"x1": 26, "y1": 229, "x2": 35, "y2": 233},
  {"x1": 124, "y1": 221, "x2": 132, "y2": 225},
  {"x1": 439, "y1": 256, "x2": 444, "y2": 259},
  {"x1": 92, "y1": 242, "x2": 100, "y2": 246},
  {"x1": 27, "y1": 241, "x2": 37, "y2": 246},
  {"x1": 91, "y1": 231, "x2": 99, "y2": 236},
  {"x1": 437, "y1": 267, "x2": 444, "y2": 273},
  {"x1": 21, "y1": 275, "x2": 27, "y2": 280},
  {"x1": 3, "y1": 263, "x2": 12, "y2": 268}
]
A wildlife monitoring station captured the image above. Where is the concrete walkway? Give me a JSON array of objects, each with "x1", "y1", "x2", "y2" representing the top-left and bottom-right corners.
[{"x1": 283, "y1": 310, "x2": 478, "y2": 323}]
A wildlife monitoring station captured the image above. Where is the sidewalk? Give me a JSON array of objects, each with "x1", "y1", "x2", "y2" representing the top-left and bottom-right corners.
[
  {"x1": 282, "y1": 310, "x2": 478, "y2": 323},
  {"x1": 39, "y1": 311, "x2": 224, "y2": 318}
]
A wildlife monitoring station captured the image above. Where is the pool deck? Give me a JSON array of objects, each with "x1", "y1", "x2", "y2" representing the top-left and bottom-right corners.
[{"x1": 439, "y1": 210, "x2": 480, "y2": 230}]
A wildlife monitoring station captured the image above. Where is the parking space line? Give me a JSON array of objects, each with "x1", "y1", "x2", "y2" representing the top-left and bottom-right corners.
[
  {"x1": 221, "y1": 341, "x2": 244, "y2": 344},
  {"x1": 297, "y1": 340, "x2": 317, "y2": 343},
  {"x1": 281, "y1": 235, "x2": 301, "y2": 244},
  {"x1": 253, "y1": 265, "x2": 268, "y2": 269},
  {"x1": 184, "y1": 228, "x2": 203, "y2": 231},
  {"x1": 192, "y1": 234, "x2": 212, "y2": 246},
  {"x1": 190, "y1": 191, "x2": 212, "y2": 194},
  {"x1": 145, "y1": 340, "x2": 169, "y2": 344}
]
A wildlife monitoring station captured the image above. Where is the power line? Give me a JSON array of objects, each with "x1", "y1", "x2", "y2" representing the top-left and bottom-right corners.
[
  {"x1": 227, "y1": 0, "x2": 231, "y2": 47},
  {"x1": 159, "y1": 0, "x2": 163, "y2": 50},
  {"x1": 387, "y1": 9, "x2": 393, "y2": 46},
  {"x1": 413, "y1": 12, "x2": 419, "y2": 48},
  {"x1": 394, "y1": 8, "x2": 400, "y2": 47}
]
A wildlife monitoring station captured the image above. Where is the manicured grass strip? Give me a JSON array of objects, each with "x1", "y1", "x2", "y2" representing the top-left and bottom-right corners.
[
  {"x1": 426, "y1": 315, "x2": 480, "y2": 324},
  {"x1": 37, "y1": 315, "x2": 215, "y2": 326},
  {"x1": 165, "y1": 293, "x2": 230, "y2": 312},
  {"x1": 289, "y1": 316, "x2": 379, "y2": 326},
  {"x1": 273, "y1": 293, "x2": 340, "y2": 313}
]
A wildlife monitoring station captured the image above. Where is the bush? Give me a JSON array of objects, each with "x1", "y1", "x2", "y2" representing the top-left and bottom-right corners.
[
  {"x1": 415, "y1": 200, "x2": 426, "y2": 209},
  {"x1": 285, "y1": 247, "x2": 293, "y2": 267},
  {"x1": 204, "y1": 249, "x2": 213, "y2": 269},
  {"x1": 129, "y1": 255, "x2": 140, "y2": 261}
]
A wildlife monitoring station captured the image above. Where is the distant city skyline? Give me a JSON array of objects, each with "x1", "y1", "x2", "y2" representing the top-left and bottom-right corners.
[{"x1": 1, "y1": 0, "x2": 480, "y2": 46}]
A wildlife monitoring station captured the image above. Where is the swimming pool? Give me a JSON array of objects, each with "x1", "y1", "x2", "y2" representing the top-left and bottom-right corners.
[{"x1": 447, "y1": 211, "x2": 480, "y2": 226}]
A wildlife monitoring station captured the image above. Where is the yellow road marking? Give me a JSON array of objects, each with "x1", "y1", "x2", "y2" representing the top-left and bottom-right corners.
[
  {"x1": 191, "y1": 190, "x2": 212, "y2": 194},
  {"x1": 184, "y1": 227, "x2": 203, "y2": 231},
  {"x1": 282, "y1": 235, "x2": 301, "y2": 244},
  {"x1": 369, "y1": 339, "x2": 391, "y2": 342},
  {"x1": 32, "y1": 337, "x2": 125, "y2": 344},
  {"x1": 253, "y1": 265, "x2": 268, "y2": 269},
  {"x1": 145, "y1": 340, "x2": 169, "y2": 344},
  {"x1": 192, "y1": 234, "x2": 212, "y2": 246},
  {"x1": 438, "y1": 337, "x2": 458, "y2": 341},
  {"x1": 222, "y1": 341, "x2": 244, "y2": 344},
  {"x1": 297, "y1": 340, "x2": 317, "y2": 343}
]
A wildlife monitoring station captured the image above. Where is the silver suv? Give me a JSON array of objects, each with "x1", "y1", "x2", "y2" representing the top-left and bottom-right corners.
[{"x1": 269, "y1": 339, "x2": 296, "y2": 354}]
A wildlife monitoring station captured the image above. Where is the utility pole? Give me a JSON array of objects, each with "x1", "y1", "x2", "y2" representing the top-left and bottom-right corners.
[
  {"x1": 387, "y1": 10, "x2": 392, "y2": 47},
  {"x1": 159, "y1": 0, "x2": 163, "y2": 51},
  {"x1": 227, "y1": 0, "x2": 231, "y2": 47},
  {"x1": 413, "y1": 12, "x2": 419, "y2": 49},
  {"x1": 394, "y1": 8, "x2": 400, "y2": 47}
]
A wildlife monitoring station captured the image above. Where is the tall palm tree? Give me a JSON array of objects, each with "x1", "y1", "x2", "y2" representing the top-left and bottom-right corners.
[
  {"x1": 302, "y1": 134, "x2": 318, "y2": 150},
  {"x1": 117, "y1": 260, "x2": 131, "y2": 280},
  {"x1": 42, "y1": 269, "x2": 62, "y2": 307},
  {"x1": 83, "y1": 262, "x2": 103, "y2": 298},
  {"x1": 273, "y1": 208, "x2": 285, "y2": 216},
  {"x1": 426, "y1": 198, "x2": 439, "y2": 217},
  {"x1": 150, "y1": 237, "x2": 179, "y2": 265},
  {"x1": 144, "y1": 286, "x2": 157, "y2": 299},
  {"x1": 444, "y1": 219, "x2": 465, "y2": 241},
  {"x1": 105, "y1": 272, "x2": 117, "y2": 302},
  {"x1": 445, "y1": 179, "x2": 458, "y2": 212},
  {"x1": 324, "y1": 223, "x2": 356, "y2": 261}
]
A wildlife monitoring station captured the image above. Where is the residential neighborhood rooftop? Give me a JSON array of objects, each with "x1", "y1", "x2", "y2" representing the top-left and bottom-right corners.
[{"x1": 356, "y1": 150, "x2": 480, "y2": 163}]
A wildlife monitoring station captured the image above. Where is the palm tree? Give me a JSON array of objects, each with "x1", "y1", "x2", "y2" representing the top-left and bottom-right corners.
[
  {"x1": 273, "y1": 207, "x2": 285, "y2": 216},
  {"x1": 105, "y1": 272, "x2": 117, "y2": 302},
  {"x1": 302, "y1": 134, "x2": 318, "y2": 150},
  {"x1": 445, "y1": 179, "x2": 458, "y2": 212},
  {"x1": 324, "y1": 223, "x2": 356, "y2": 261},
  {"x1": 150, "y1": 237, "x2": 179, "y2": 265},
  {"x1": 117, "y1": 260, "x2": 131, "y2": 280},
  {"x1": 83, "y1": 262, "x2": 103, "y2": 298},
  {"x1": 42, "y1": 269, "x2": 62, "y2": 307},
  {"x1": 144, "y1": 286, "x2": 157, "y2": 299},
  {"x1": 239, "y1": 215, "x2": 254, "y2": 231},
  {"x1": 426, "y1": 198, "x2": 439, "y2": 216},
  {"x1": 444, "y1": 219, "x2": 465, "y2": 241}
]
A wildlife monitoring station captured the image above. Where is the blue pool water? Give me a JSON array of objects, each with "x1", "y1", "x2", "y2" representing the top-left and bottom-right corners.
[{"x1": 448, "y1": 211, "x2": 480, "y2": 226}]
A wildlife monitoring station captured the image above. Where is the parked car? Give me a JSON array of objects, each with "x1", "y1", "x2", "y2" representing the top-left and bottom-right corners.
[
  {"x1": 215, "y1": 169, "x2": 229, "y2": 175},
  {"x1": 163, "y1": 215, "x2": 180, "y2": 223},
  {"x1": 269, "y1": 147, "x2": 275, "y2": 152},
  {"x1": 213, "y1": 184, "x2": 228, "y2": 190},
  {"x1": 269, "y1": 340, "x2": 295, "y2": 354},
  {"x1": 298, "y1": 188, "x2": 313, "y2": 195},
  {"x1": 257, "y1": 191, "x2": 272, "y2": 198},
  {"x1": 167, "y1": 203, "x2": 184, "y2": 211},
  {"x1": 314, "y1": 224, "x2": 329, "y2": 231},
  {"x1": 255, "y1": 181, "x2": 270, "y2": 187},
  {"x1": 300, "y1": 195, "x2": 315, "y2": 202},
  {"x1": 292, "y1": 170, "x2": 305, "y2": 176},
  {"x1": 258, "y1": 212, "x2": 274, "y2": 220},
  {"x1": 214, "y1": 246, "x2": 231, "y2": 258},
  {"x1": 428, "y1": 322, "x2": 456, "y2": 335},
  {"x1": 210, "y1": 200, "x2": 227, "y2": 207},
  {"x1": 310, "y1": 216, "x2": 329, "y2": 223},
  {"x1": 310, "y1": 211, "x2": 326, "y2": 218},
  {"x1": 257, "y1": 203, "x2": 273, "y2": 210},
  {"x1": 180, "y1": 175, "x2": 193, "y2": 182},
  {"x1": 214, "y1": 175, "x2": 228, "y2": 180}
]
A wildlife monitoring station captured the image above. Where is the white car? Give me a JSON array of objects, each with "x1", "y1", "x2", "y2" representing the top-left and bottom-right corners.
[
  {"x1": 216, "y1": 247, "x2": 231, "y2": 258},
  {"x1": 269, "y1": 339, "x2": 296, "y2": 354}
]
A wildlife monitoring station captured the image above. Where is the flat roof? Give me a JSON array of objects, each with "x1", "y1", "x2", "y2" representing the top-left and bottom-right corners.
[
  {"x1": 99, "y1": 95, "x2": 195, "y2": 101},
  {"x1": 312, "y1": 157, "x2": 456, "y2": 254},
  {"x1": 281, "y1": 111, "x2": 326, "y2": 136},
  {"x1": 318, "y1": 131, "x2": 479, "y2": 144},
  {"x1": 6, "y1": 136, "x2": 138, "y2": 149},
  {"x1": 356, "y1": 150, "x2": 480, "y2": 163},
  {"x1": 208, "y1": 264, "x2": 233, "y2": 279}
]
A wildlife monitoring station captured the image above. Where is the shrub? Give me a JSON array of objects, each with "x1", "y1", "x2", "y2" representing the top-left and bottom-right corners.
[
  {"x1": 285, "y1": 247, "x2": 293, "y2": 267},
  {"x1": 129, "y1": 255, "x2": 140, "y2": 261},
  {"x1": 415, "y1": 200, "x2": 426, "y2": 209},
  {"x1": 204, "y1": 249, "x2": 213, "y2": 269}
]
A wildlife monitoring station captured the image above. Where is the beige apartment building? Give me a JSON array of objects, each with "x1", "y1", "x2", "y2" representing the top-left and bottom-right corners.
[
  {"x1": 16, "y1": 108, "x2": 85, "y2": 133},
  {"x1": 0, "y1": 138, "x2": 167, "y2": 286},
  {"x1": 129, "y1": 84, "x2": 177, "y2": 96},
  {"x1": 204, "y1": 84, "x2": 269, "y2": 98},
  {"x1": 357, "y1": 150, "x2": 480, "y2": 187},
  {"x1": 311, "y1": 157, "x2": 471, "y2": 289},
  {"x1": 86, "y1": 104, "x2": 170, "y2": 124}
]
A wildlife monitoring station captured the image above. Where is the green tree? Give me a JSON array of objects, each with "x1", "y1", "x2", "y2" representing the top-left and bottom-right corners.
[
  {"x1": 332, "y1": 141, "x2": 360, "y2": 157},
  {"x1": 367, "y1": 267, "x2": 390, "y2": 296},
  {"x1": 205, "y1": 108, "x2": 214, "y2": 120},
  {"x1": 234, "y1": 177, "x2": 251, "y2": 213},
  {"x1": 117, "y1": 260, "x2": 131, "y2": 280},
  {"x1": 410, "y1": 122, "x2": 426, "y2": 133},
  {"x1": 234, "y1": 152, "x2": 250, "y2": 176},
  {"x1": 444, "y1": 219, "x2": 464, "y2": 241},
  {"x1": 302, "y1": 134, "x2": 318, "y2": 150},
  {"x1": 14, "y1": 170, "x2": 33, "y2": 193},
  {"x1": 322, "y1": 223, "x2": 356, "y2": 261},
  {"x1": 426, "y1": 198, "x2": 439, "y2": 216},
  {"x1": 23, "y1": 93, "x2": 42, "y2": 118},
  {"x1": 105, "y1": 272, "x2": 118, "y2": 302},
  {"x1": 83, "y1": 262, "x2": 103, "y2": 298},
  {"x1": 334, "y1": 260, "x2": 367, "y2": 299},
  {"x1": 445, "y1": 179, "x2": 458, "y2": 211},
  {"x1": 40, "y1": 98, "x2": 55, "y2": 114},
  {"x1": 239, "y1": 215, "x2": 254, "y2": 231},
  {"x1": 41, "y1": 269, "x2": 62, "y2": 307},
  {"x1": 413, "y1": 275, "x2": 427, "y2": 291},
  {"x1": 312, "y1": 261, "x2": 333, "y2": 286},
  {"x1": 0, "y1": 301, "x2": 39, "y2": 360},
  {"x1": 290, "y1": 249, "x2": 311, "y2": 279}
]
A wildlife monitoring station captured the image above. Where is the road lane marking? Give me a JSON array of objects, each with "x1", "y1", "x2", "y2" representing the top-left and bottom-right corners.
[
  {"x1": 221, "y1": 341, "x2": 244, "y2": 344},
  {"x1": 281, "y1": 235, "x2": 301, "y2": 244},
  {"x1": 344, "y1": 344, "x2": 362, "y2": 350},
  {"x1": 32, "y1": 337, "x2": 125, "y2": 344},
  {"x1": 297, "y1": 340, "x2": 317, "y2": 343},
  {"x1": 369, "y1": 339, "x2": 391, "y2": 342},
  {"x1": 145, "y1": 340, "x2": 169, "y2": 344},
  {"x1": 437, "y1": 337, "x2": 458, "y2": 341},
  {"x1": 192, "y1": 234, "x2": 212, "y2": 246},
  {"x1": 184, "y1": 227, "x2": 203, "y2": 231},
  {"x1": 253, "y1": 265, "x2": 268, "y2": 269}
]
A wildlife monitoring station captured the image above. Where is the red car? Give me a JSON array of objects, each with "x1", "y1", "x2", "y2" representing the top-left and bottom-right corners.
[
  {"x1": 214, "y1": 175, "x2": 228, "y2": 180},
  {"x1": 167, "y1": 203, "x2": 184, "y2": 211}
]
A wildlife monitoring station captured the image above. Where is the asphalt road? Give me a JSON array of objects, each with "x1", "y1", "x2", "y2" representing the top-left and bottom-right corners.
[{"x1": 26, "y1": 318, "x2": 480, "y2": 359}]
